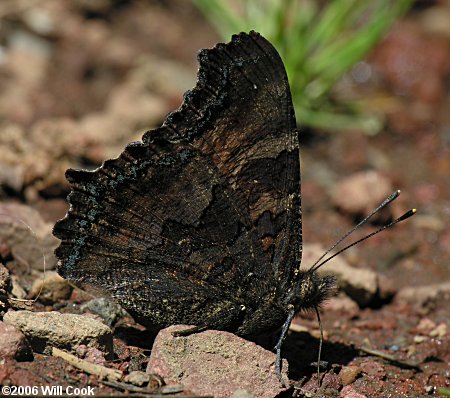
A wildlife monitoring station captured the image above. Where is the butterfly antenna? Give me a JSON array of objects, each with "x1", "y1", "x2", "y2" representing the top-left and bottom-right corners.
[
  {"x1": 311, "y1": 208, "x2": 416, "y2": 273},
  {"x1": 308, "y1": 190, "x2": 403, "y2": 273}
]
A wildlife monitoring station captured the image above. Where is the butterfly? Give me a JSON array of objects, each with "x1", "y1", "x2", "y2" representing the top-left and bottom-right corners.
[{"x1": 53, "y1": 31, "x2": 414, "y2": 381}]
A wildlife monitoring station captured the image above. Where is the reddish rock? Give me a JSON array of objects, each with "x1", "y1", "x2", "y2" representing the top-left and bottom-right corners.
[
  {"x1": 299, "y1": 377, "x2": 321, "y2": 395},
  {"x1": 69, "y1": 287, "x2": 95, "y2": 304},
  {"x1": 321, "y1": 372, "x2": 342, "y2": 390},
  {"x1": 113, "y1": 337, "x2": 131, "y2": 361},
  {"x1": 300, "y1": 374, "x2": 341, "y2": 396},
  {"x1": 146, "y1": 325, "x2": 288, "y2": 398},
  {"x1": 393, "y1": 378, "x2": 426, "y2": 396},
  {"x1": 360, "y1": 361, "x2": 385, "y2": 379},
  {"x1": 0, "y1": 321, "x2": 33, "y2": 361},
  {"x1": 75, "y1": 344, "x2": 107, "y2": 366},
  {"x1": 340, "y1": 385, "x2": 368, "y2": 398}
]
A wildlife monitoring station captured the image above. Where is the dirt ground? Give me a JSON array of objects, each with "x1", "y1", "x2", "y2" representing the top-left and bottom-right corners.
[{"x1": 0, "y1": 1, "x2": 448, "y2": 397}]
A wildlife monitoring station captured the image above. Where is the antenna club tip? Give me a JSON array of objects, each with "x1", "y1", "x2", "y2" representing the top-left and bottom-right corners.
[
  {"x1": 389, "y1": 190, "x2": 401, "y2": 201},
  {"x1": 397, "y1": 208, "x2": 417, "y2": 222}
]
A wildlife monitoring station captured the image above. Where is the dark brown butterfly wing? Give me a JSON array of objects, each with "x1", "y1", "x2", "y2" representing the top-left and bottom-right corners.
[{"x1": 53, "y1": 31, "x2": 301, "y2": 335}]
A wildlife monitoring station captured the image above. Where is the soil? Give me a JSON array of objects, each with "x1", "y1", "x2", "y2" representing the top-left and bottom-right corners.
[{"x1": 0, "y1": 1, "x2": 448, "y2": 397}]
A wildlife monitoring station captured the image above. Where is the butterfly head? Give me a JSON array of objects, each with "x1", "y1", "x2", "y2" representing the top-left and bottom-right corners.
[{"x1": 295, "y1": 270, "x2": 336, "y2": 311}]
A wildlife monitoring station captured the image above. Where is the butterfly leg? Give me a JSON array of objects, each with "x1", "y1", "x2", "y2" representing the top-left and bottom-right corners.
[
  {"x1": 275, "y1": 304, "x2": 295, "y2": 384},
  {"x1": 172, "y1": 324, "x2": 208, "y2": 337}
]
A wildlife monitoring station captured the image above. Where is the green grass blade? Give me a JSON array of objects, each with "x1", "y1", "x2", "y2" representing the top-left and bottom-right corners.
[{"x1": 192, "y1": 0, "x2": 413, "y2": 133}]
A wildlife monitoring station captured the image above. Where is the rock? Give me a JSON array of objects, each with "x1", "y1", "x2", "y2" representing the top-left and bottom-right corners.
[
  {"x1": 0, "y1": 321, "x2": 33, "y2": 361},
  {"x1": 415, "y1": 318, "x2": 436, "y2": 335},
  {"x1": 10, "y1": 275, "x2": 27, "y2": 299},
  {"x1": 323, "y1": 294, "x2": 359, "y2": 316},
  {"x1": 303, "y1": 244, "x2": 380, "y2": 307},
  {"x1": 298, "y1": 377, "x2": 321, "y2": 395},
  {"x1": 0, "y1": 203, "x2": 59, "y2": 271},
  {"x1": 231, "y1": 389, "x2": 255, "y2": 398},
  {"x1": 360, "y1": 361, "x2": 385, "y2": 379},
  {"x1": 75, "y1": 344, "x2": 106, "y2": 365},
  {"x1": 321, "y1": 372, "x2": 342, "y2": 390},
  {"x1": 80, "y1": 297, "x2": 125, "y2": 326},
  {"x1": 414, "y1": 335, "x2": 427, "y2": 344},
  {"x1": 430, "y1": 323, "x2": 447, "y2": 338},
  {"x1": 395, "y1": 282, "x2": 450, "y2": 309},
  {"x1": 146, "y1": 325, "x2": 289, "y2": 398},
  {"x1": 3, "y1": 310, "x2": 113, "y2": 358},
  {"x1": 123, "y1": 371, "x2": 150, "y2": 387},
  {"x1": 330, "y1": 171, "x2": 393, "y2": 217},
  {"x1": 340, "y1": 365, "x2": 361, "y2": 385},
  {"x1": 340, "y1": 385, "x2": 368, "y2": 398},
  {"x1": 29, "y1": 271, "x2": 72, "y2": 304}
]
